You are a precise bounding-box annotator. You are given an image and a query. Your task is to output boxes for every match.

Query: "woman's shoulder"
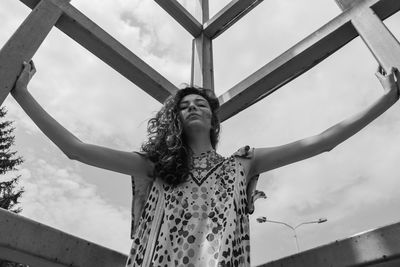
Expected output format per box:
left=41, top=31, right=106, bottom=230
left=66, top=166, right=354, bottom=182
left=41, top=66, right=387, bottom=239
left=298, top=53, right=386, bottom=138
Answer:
left=229, top=146, right=258, bottom=183
left=230, top=146, right=264, bottom=214
left=131, top=151, right=155, bottom=181
left=231, top=145, right=254, bottom=159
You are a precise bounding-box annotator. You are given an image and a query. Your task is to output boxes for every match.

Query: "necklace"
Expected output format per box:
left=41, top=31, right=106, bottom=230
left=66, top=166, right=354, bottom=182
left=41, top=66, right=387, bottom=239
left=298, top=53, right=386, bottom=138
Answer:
left=189, top=149, right=224, bottom=186
left=191, top=149, right=214, bottom=159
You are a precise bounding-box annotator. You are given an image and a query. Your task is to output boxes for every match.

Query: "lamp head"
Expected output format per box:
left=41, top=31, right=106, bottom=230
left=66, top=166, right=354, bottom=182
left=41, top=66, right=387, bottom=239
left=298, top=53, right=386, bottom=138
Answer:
left=256, top=216, right=267, bottom=223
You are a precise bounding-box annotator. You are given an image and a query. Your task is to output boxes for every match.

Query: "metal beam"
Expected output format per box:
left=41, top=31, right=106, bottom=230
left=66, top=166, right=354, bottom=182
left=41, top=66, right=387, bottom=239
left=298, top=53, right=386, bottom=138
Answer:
left=336, top=0, right=365, bottom=10
left=0, top=0, right=69, bottom=106
left=191, top=34, right=214, bottom=90
left=204, top=0, right=264, bottom=39
left=259, top=221, right=400, bottom=266
left=218, top=0, right=400, bottom=122
left=154, top=0, right=202, bottom=37
left=0, top=209, right=127, bottom=267
left=191, top=0, right=214, bottom=90
left=336, top=0, right=400, bottom=73
left=19, top=0, right=178, bottom=103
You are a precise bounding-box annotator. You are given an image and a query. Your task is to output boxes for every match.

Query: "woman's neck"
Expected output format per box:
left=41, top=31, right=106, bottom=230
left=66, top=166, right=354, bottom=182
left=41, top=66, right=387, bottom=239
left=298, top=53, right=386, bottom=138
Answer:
left=185, top=131, right=213, bottom=155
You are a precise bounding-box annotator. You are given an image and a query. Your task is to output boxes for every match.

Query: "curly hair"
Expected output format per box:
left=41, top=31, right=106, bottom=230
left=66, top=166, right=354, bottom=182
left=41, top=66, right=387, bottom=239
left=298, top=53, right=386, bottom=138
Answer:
left=141, top=86, right=220, bottom=186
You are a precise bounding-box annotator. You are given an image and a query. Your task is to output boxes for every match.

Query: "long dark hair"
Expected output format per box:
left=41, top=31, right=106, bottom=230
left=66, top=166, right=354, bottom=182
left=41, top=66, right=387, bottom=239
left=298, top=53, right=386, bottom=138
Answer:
left=141, top=86, right=220, bottom=185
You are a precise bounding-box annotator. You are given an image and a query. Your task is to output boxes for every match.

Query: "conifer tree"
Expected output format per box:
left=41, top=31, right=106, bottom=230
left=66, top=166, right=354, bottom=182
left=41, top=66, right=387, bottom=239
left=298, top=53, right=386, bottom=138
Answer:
left=0, top=106, right=26, bottom=267
left=0, top=106, right=24, bottom=212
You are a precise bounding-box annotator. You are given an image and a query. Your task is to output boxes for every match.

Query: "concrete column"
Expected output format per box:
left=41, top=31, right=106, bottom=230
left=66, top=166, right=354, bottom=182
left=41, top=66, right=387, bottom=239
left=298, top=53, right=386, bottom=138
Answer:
left=0, top=0, right=70, bottom=105
left=335, top=0, right=400, bottom=72
left=0, top=209, right=127, bottom=267
left=191, top=0, right=214, bottom=90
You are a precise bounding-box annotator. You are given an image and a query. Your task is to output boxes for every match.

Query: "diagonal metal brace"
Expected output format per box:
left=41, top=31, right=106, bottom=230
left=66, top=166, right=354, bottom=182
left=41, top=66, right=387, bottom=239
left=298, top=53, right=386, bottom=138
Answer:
left=0, top=0, right=70, bottom=106
left=218, top=0, right=400, bottom=122
left=154, top=0, right=202, bottom=37
left=335, top=0, right=400, bottom=73
left=18, top=0, right=178, bottom=103
left=204, top=0, right=264, bottom=39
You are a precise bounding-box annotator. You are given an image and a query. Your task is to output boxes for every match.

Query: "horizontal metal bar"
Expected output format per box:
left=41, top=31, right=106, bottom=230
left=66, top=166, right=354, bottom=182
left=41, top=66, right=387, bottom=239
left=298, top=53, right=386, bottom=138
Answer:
left=0, top=209, right=127, bottom=267
left=19, top=0, right=178, bottom=103
left=154, top=0, right=202, bottom=37
left=217, top=0, right=400, bottom=122
left=259, top=221, right=400, bottom=267
left=203, top=0, right=264, bottom=39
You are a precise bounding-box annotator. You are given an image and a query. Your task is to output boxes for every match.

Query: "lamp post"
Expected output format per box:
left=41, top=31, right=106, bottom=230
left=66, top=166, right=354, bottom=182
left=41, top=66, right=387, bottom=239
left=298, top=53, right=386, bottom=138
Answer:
left=256, top=217, right=327, bottom=252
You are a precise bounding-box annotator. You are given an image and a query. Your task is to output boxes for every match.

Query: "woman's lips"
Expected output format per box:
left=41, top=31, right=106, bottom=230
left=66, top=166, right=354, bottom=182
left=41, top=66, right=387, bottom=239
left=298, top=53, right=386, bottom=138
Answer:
left=187, top=113, right=201, bottom=119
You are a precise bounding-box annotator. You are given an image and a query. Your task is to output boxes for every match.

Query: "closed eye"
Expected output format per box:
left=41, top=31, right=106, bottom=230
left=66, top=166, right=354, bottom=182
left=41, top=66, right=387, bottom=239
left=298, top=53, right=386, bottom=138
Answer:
left=196, top=101, right=209, bottom=108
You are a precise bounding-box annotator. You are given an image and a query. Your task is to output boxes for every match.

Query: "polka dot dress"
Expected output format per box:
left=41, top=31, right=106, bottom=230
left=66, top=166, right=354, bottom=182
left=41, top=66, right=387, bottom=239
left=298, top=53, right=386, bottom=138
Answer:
left=126, top=149, right=252, bottom=267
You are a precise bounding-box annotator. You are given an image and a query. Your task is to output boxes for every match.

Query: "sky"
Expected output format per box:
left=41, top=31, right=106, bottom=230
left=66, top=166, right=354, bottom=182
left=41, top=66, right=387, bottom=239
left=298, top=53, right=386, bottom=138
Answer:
left=1, top=0, right=400, bottom=265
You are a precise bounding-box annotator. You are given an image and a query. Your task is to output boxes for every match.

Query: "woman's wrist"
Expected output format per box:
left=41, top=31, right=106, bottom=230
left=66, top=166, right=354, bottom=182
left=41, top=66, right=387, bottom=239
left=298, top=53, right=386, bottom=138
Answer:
left=381, top=89, right=399, bottom=108
left=11, top=86, right=29, bottom=101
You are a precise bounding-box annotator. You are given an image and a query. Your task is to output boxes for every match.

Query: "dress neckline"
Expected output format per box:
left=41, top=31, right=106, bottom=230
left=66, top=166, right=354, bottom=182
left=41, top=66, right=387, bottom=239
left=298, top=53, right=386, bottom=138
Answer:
left=191, top=149, right=215, bottom=159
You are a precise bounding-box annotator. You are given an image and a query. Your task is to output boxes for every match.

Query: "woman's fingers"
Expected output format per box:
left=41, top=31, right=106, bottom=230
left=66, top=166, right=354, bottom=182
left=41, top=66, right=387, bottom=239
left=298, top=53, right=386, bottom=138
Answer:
left=375, top=66, right=394, bottom=92
left=375, top=65, right=386, bottom=80
left=374, top=66, right=400, bottom=99
left=375, top=70, right=384, bottom=80
left=30, top=60, right=36, bottom=73
left=14, top=60, right=36, bottom=90
left=392, top=68, right=400, bottom=98
left=375, top=69, right=386, bottom=86
left=21, top=60, right=36, bottom=81
left=377, top=65, right=385, bottom=75
left=392, top=67, right=400, bottom=82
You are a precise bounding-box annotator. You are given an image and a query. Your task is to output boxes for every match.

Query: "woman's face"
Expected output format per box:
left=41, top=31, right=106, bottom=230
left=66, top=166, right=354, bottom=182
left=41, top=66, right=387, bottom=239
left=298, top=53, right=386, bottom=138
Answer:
left=179, top=94, right=212, bottom=133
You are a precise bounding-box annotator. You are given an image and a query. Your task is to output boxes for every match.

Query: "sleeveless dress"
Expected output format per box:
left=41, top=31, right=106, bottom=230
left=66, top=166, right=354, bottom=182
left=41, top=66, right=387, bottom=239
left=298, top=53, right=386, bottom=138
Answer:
left=126, top=147, right=261, bottom=267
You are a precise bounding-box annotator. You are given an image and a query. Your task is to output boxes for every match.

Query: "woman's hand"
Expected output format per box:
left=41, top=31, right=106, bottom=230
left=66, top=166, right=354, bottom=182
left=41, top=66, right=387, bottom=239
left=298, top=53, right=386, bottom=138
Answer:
left=375, top=66, right=400, bottom=104
left=11, top=60, right=36, bottom=96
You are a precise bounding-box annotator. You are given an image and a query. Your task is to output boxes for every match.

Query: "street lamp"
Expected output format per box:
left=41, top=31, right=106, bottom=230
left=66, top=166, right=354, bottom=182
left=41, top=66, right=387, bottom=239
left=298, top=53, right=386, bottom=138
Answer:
left=256, top=217, right=327, bottom=252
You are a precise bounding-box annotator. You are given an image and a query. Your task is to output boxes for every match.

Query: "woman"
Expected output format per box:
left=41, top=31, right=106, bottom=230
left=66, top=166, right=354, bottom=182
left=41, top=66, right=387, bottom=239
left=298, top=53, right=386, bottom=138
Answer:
left=11, top=61, right=400, bottom=266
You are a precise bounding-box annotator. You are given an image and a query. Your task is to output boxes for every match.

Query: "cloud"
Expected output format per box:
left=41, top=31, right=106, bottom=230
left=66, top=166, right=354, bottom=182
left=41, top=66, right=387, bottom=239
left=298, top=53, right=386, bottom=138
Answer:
left=217, top=11, right=400, bottom=263
left=212, top=0, right=341, bottom=95
left=1, top=0, right=196, bottom=149
left=19, top=157, right=132, bottom=253
left=2, top=0, right=400, bottom=265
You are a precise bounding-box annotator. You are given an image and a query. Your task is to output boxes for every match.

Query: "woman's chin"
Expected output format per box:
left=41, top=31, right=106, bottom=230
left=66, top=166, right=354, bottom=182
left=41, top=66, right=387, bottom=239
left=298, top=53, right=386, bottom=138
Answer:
left=184, top=121, right=210, bottom=132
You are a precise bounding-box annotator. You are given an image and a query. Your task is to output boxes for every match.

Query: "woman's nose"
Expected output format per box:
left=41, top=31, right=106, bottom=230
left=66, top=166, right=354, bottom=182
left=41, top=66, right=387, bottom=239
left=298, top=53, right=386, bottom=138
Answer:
left=188, top=103, right=198, bottom=112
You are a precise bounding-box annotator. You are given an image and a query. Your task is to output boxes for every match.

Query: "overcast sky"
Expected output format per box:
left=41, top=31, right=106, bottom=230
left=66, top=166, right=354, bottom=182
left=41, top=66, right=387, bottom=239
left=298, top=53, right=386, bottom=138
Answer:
left=1, top=0, right=400, bottom=265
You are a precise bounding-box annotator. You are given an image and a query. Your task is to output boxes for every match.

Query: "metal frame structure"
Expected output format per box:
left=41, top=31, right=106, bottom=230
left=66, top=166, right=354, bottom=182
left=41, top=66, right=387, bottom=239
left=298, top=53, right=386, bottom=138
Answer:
left=1, top=0, right=400, bottom=121
left=1, top=0, right=400, bottom=266
left=1, top=0, right=400, bottom=119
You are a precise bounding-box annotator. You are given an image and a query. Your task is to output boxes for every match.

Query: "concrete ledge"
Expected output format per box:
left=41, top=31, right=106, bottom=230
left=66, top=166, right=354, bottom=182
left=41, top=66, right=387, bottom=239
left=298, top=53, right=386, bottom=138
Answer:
left=259, top=221, right=400, bottom=267
left=0, top=209, right=127, bottom=267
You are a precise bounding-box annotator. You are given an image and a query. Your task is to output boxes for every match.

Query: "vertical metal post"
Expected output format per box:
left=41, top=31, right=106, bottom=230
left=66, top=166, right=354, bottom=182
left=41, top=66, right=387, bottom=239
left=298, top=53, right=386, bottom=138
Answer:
left=293, top=229, right=300, bottom=252
left=335, top=0, right=400, bottom=73
left=0, top=0, right=69, bottom=106
left=191, top=0, right=214, bottom=90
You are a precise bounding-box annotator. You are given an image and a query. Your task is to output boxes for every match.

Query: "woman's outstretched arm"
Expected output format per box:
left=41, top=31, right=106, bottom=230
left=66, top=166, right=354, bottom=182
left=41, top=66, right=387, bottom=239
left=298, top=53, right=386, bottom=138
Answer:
left=11, top=61, right=153, bottom=178
left=248, top=67, right=400, bottom=177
